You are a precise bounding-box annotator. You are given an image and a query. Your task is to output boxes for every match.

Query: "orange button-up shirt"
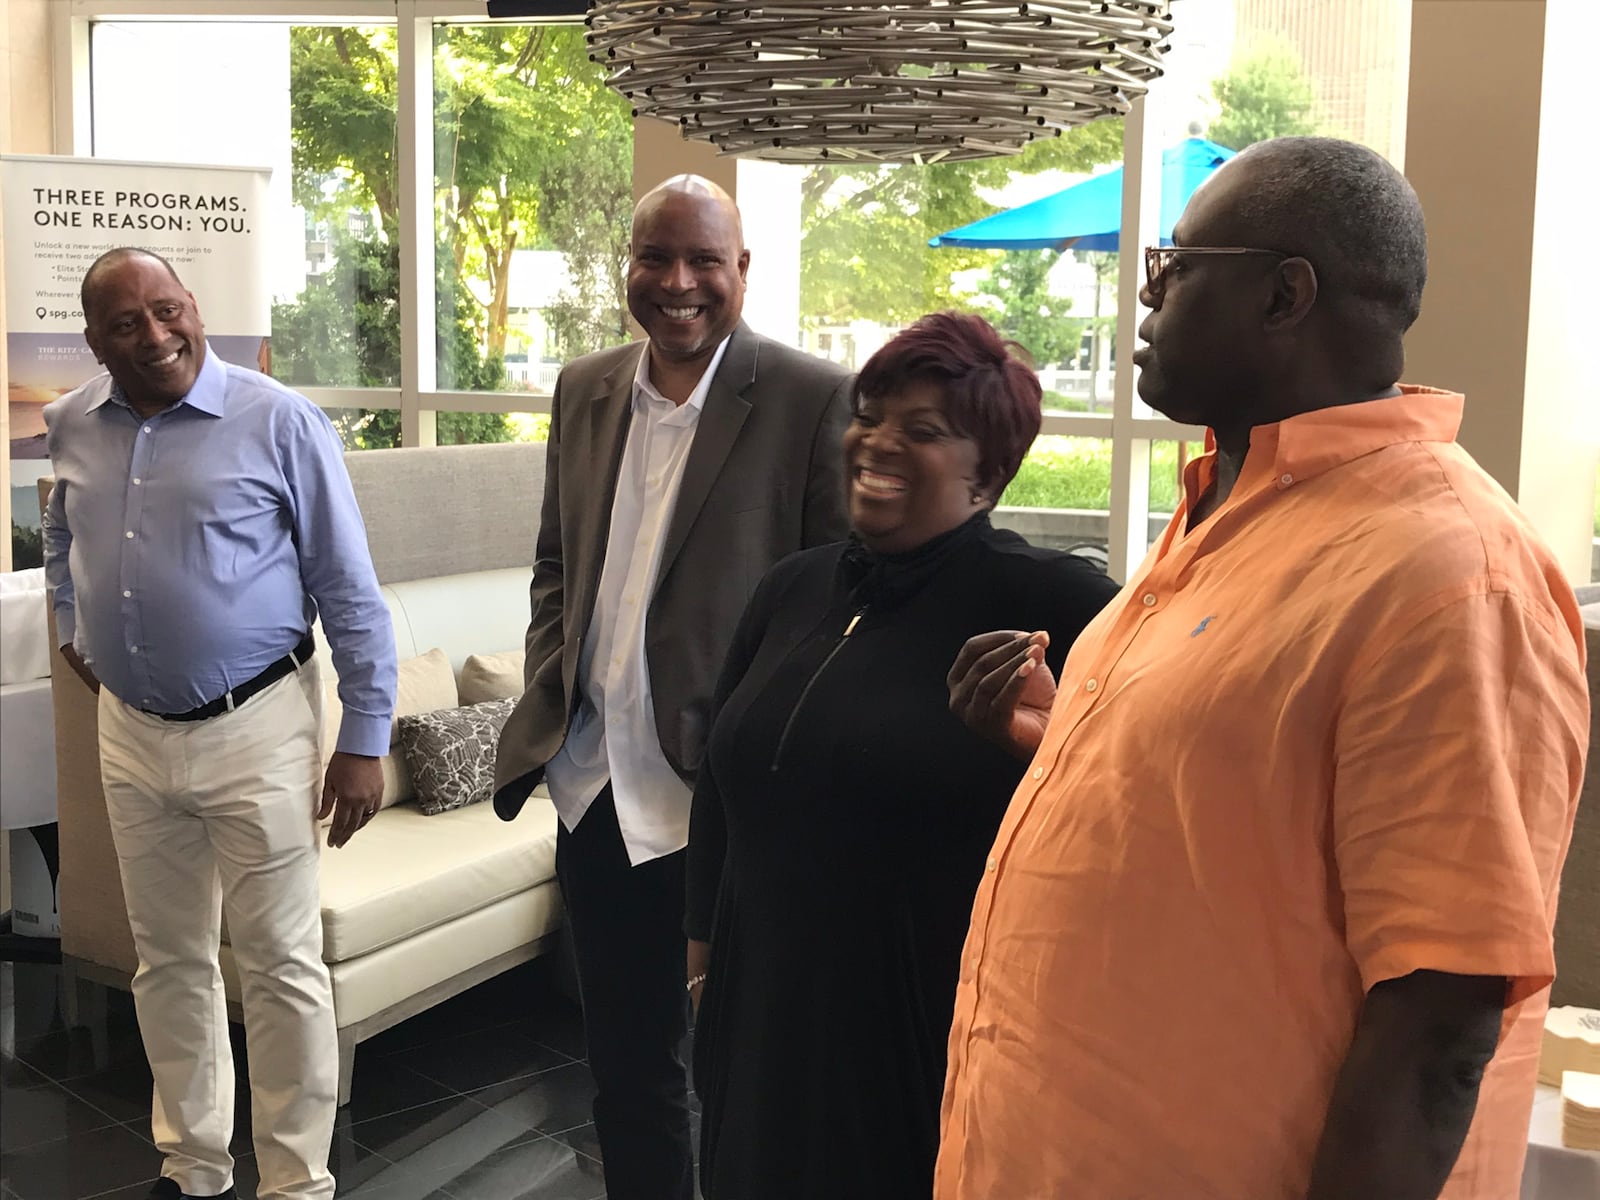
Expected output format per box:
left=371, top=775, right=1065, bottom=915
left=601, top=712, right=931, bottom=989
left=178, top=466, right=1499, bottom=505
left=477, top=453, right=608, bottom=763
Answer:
left=936, top=388, right=1588, bottom=1200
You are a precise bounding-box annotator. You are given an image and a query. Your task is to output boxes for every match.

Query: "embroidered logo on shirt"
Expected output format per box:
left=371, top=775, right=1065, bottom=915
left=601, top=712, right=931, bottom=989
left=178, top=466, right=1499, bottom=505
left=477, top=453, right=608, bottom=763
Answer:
left=1190, top=616, right=1216, bottom=638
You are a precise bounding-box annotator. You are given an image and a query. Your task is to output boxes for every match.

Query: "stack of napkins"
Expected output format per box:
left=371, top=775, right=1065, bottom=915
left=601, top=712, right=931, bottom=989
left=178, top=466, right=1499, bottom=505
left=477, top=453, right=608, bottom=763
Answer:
left=1562, top=1070, right=1600, bottom=1151
left=1539, top=1006, right=1600, bottom=1086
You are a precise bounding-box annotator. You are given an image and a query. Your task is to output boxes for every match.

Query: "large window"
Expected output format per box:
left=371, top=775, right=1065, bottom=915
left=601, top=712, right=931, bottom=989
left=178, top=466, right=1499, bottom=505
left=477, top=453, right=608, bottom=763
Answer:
left=92, top=20, right=400, bottom=406
left=431, top=22, right=632, bottom=402
left=65, top=0, right=1422, bottom=578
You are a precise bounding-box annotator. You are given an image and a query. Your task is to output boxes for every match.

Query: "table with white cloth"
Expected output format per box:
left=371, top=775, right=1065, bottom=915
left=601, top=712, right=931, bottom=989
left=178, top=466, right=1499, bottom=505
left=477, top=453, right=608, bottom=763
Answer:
left=1521, top=1083, right=1600, bottom=1199
left=1, top=567, right=61, bottom=942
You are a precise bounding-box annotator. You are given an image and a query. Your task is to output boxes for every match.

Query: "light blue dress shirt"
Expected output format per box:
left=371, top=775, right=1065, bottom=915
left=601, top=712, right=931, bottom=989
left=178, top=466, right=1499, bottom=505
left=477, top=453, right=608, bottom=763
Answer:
left=42, top=346, right=397, bottom=757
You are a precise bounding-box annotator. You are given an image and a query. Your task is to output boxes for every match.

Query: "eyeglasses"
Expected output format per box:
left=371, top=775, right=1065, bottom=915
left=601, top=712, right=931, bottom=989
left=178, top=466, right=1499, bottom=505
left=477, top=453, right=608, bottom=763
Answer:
left=1143, top=245, right=1289, bottom=298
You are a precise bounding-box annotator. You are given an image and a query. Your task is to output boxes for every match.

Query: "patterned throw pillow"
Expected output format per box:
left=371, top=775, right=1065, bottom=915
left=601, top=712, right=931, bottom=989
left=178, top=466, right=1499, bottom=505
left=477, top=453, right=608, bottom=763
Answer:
left=395, top=698, right=517, bottom=816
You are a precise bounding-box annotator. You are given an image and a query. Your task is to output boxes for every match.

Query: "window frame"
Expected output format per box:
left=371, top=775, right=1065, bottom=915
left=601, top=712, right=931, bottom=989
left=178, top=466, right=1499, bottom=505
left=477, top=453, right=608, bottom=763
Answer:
left=59, top=0, right=1200, bottom=581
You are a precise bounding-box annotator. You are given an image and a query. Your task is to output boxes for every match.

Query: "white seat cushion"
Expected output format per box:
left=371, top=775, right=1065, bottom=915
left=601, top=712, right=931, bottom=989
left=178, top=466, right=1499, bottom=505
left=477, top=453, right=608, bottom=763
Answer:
left=0, top=568, right=50, bottom=685
left=315, top=797, right=559, bottom=963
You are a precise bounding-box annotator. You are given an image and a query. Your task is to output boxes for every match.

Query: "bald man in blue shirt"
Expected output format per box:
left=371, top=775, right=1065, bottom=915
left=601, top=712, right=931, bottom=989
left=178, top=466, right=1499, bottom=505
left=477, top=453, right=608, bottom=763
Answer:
left=43, top=247, right=397, bottom=1200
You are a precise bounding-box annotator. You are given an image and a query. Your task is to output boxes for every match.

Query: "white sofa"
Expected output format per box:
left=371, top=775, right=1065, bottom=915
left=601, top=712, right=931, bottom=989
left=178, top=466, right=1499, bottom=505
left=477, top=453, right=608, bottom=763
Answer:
left=2, top=567, right=61, bottom=937
left=45, top=442, right=564, bottom=1103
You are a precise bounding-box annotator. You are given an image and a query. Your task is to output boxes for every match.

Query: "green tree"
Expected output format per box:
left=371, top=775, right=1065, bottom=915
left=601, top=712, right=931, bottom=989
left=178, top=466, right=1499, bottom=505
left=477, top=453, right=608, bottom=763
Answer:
left=271, top=229, right=510, bottom=449
left=1207, top=41, right=1320, bottom=151
left=289, top=25, right=632, bottom=367
left=801, top=121, right=1126, bottom=327
left=970, top=250, right=1084, bottom=367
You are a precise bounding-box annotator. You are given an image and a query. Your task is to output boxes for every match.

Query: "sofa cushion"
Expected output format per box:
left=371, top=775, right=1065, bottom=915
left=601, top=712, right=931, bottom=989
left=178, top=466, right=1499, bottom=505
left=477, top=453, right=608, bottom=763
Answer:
left=397, top=699, right=517, bottom=816
left=320, top=647, right=457, bottom=809
left=386, top=568, right=531, bottom=677
left=0, top=568, right=50, bottom=685
left=459, top=649, right=526, bottom=705
left=317, top=799, right=559, bottom=962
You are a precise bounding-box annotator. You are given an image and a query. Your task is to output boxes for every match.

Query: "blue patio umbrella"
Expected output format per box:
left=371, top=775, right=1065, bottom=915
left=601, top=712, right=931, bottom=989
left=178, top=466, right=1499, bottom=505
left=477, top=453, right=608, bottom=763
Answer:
left=929, top=137, right=1236, bottom=252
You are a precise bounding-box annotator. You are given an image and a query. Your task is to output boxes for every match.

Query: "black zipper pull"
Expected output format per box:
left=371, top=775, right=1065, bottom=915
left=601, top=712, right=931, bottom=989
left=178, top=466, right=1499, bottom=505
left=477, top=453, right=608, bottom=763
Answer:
left=771, top=606, right=868, bottom=772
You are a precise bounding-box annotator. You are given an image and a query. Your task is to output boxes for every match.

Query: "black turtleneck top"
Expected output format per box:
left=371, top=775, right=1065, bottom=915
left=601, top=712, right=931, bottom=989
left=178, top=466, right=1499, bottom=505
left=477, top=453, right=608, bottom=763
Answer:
left=686, top=514, right=1118, bottom=1200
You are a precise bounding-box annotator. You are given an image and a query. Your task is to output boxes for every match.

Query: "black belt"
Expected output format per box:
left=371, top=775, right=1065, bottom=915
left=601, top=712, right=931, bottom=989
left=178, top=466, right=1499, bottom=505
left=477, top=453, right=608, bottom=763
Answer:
left=144, top=633, right=316, bottom=723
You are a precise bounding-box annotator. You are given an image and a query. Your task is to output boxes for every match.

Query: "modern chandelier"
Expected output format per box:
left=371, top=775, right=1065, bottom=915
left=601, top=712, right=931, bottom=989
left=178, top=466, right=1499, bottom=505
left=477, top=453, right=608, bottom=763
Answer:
left=585, top=1, right=1179, bottom=163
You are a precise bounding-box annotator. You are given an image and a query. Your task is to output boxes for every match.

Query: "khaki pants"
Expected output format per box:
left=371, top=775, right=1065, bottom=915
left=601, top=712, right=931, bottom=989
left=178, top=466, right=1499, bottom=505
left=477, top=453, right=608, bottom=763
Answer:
left=98, top=665, right=336, bottom=1199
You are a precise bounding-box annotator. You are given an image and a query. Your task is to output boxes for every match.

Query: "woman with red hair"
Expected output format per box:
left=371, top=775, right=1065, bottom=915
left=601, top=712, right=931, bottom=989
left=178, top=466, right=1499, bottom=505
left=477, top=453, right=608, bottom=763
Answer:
left=685, top=311, right=1119, bottom=1198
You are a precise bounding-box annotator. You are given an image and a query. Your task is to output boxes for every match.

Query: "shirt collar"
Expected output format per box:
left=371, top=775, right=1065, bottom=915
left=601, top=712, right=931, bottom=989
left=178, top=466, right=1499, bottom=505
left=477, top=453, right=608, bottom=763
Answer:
left=91, top=342, right=226, bottom=418
left=632, top=334, right=733, bottom=414
left=1184, top=385, right=1465, bottom=504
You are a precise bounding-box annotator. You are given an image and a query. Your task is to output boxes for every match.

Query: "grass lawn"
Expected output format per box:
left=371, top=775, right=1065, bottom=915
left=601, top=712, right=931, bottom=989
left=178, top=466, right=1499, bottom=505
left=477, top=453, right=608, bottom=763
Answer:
left=1001, top=436, right=1200, bottom=513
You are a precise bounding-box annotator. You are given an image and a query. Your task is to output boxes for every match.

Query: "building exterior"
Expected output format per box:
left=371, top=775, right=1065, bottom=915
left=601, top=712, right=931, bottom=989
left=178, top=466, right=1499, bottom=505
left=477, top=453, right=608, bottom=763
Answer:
left=1230, top=0, right=1412, bottom=165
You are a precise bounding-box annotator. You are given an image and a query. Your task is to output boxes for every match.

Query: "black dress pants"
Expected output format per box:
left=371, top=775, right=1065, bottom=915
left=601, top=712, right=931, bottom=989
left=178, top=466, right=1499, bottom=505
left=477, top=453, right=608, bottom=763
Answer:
left=555, top=785, right=694, bottom=1200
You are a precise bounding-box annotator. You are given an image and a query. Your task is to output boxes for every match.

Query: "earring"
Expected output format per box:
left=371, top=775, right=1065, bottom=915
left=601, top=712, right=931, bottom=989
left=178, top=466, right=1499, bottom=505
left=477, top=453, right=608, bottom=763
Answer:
left=970, top=491, right=984, bottom=505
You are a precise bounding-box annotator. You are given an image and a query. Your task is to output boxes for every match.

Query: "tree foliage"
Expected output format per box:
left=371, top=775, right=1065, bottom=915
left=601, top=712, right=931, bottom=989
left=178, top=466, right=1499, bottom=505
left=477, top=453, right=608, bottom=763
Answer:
left=271, top=229, right=510, bottom=449
left=801, top=120, right=1126, bottom=327
left=288, top=25, right=632, bottom=367
left=969, top=250, right=1084, bottom=367
left=1207, top=41, right=1320, bottom=151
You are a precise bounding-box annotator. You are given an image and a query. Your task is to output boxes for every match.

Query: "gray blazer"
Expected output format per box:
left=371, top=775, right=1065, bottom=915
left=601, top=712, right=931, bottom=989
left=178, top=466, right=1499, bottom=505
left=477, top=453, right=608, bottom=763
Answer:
left=493, top=322, right=852, bottom=819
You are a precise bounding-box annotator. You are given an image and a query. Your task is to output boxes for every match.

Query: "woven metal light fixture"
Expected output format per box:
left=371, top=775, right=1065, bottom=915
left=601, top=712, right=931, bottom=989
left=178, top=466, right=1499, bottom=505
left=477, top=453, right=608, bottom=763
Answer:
left=585, top=1, right=1178, bottom=163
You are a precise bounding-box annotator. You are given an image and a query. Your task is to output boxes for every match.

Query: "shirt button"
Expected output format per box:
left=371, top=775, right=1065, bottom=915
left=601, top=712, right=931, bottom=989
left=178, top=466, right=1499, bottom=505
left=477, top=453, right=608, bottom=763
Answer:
left=129, top=645, right=139, bottom=654
left=132, top=478, right=142, bottom=486
left=985, top=855, right=997, bottom=872
left=1085, top=678, right=1099, bottom=693
left=1031, top=766, right=1043, bottom=780
left=122, top=590, right=131, bottom=598
left=142, top=425, right=152, bottom=434
left=1279, top=473, right=1294, bottom=486
left=1142, top=593, right=1157, bottom=607
left=125, top=531, right=135, bottom=539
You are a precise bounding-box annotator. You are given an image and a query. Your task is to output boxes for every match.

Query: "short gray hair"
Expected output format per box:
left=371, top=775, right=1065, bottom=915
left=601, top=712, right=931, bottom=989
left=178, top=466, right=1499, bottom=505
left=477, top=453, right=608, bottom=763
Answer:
left=1230, top=137, right=1427, bottom=335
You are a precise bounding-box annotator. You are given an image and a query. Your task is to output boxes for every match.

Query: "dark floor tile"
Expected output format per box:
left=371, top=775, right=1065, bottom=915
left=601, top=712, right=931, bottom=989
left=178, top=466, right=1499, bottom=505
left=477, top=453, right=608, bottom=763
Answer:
left=336, top=1160, right=464, bottom=1200
left=507, top=990, right=587, bottom=1063
left=465, top=1062, right=598, bottom=1136
left=0, top=1122, right=160, bottom=1197
left=0, top=1056, right=50, bottom=1092
left=74, top=1185, right=153, bottom=1200
left=394, top=1026, right=571, bottom=1095
left=344, top=1094, right=541, bottom=1173
left=61, top=1058, right=155, bottom=1124
left=335, top=1054, right=457, bottom=1127
left=552, top=1121, right=601, bottom=1165
left=429, top=1134, right=605, bottom=1200
left=0, top=1057, right=45, bottom=1092
left=359, top=995, right=522, bottom=1059
left=7, top=1019, right=148, bottom=1083
left=361, top=960, right=576, bottom=1062
left=1, top=1074, right=122, bottom=1153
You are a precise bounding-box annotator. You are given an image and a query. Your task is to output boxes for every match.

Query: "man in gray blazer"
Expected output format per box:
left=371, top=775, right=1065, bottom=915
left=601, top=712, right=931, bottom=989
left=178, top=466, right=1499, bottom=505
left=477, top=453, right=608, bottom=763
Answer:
left=493, top=175, right=851, bottom=1199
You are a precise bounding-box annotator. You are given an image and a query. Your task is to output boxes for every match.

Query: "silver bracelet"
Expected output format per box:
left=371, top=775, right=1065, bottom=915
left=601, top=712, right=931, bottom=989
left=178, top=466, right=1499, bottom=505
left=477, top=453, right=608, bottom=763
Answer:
left=686, top=973, right=707, bottom=992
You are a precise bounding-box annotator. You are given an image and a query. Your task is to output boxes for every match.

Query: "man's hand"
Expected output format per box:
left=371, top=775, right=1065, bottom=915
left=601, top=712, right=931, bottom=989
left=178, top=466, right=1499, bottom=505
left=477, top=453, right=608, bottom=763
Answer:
left=687, top=938, right=711, bottom=1017
left=947, top=630, right=1056, bottom=762
left=60, top=644, right=100, bottom=694
left=320, top=751, right=384, bottom=848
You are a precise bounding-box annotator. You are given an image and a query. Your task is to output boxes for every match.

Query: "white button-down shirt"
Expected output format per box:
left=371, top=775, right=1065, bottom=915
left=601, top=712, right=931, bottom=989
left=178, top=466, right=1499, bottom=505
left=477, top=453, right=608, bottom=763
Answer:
left=544, top=336, right=731, bottom=864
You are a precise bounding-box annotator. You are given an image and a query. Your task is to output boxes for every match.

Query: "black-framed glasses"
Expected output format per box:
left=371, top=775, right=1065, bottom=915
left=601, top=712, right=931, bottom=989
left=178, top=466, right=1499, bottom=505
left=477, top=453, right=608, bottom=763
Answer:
left=1144, top=245, right=1289, bottom=297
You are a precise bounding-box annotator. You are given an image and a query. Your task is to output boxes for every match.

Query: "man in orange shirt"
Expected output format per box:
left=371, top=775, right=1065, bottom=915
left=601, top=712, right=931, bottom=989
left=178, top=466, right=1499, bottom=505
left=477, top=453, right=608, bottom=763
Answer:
left=939, top=136, right=1588, bottom=1200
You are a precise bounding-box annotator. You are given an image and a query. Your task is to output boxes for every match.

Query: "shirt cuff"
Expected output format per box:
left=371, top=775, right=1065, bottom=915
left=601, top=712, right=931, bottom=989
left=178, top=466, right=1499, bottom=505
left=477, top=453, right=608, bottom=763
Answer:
left=55, top=607, right=76, bottom=652
left=334, top=709, right=394, bottom=759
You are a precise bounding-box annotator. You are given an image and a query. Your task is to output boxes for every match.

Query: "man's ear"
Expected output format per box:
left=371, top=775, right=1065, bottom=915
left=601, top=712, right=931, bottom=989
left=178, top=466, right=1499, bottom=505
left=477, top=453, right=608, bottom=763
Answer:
left=737, top=249, right=750, bottom=282
left=1264, top=257, right=1318, bottom=332
left=84, top=326, right=103, bottom=364
left=187, top=289, right=204, bottom=330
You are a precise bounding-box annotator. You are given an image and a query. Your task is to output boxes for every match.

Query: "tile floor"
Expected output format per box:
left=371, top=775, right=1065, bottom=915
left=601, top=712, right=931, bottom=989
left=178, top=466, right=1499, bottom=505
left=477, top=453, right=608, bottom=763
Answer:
left=0, top=956, right=695, bottom=1198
